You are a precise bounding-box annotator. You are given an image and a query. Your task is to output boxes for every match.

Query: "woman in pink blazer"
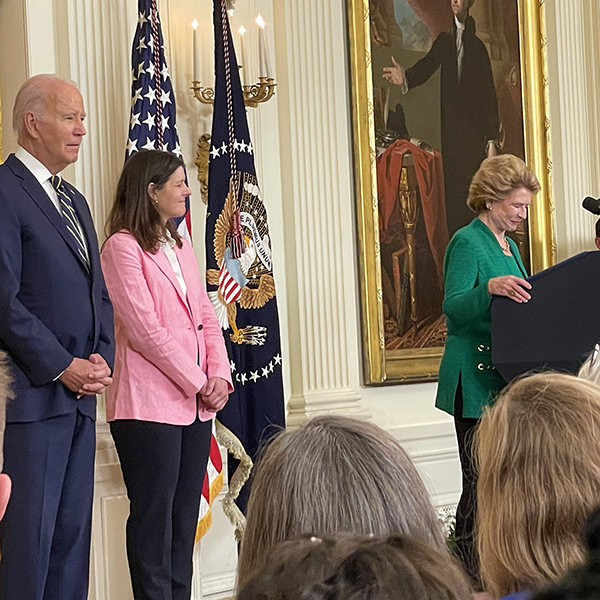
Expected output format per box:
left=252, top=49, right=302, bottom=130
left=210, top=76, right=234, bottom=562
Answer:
left=101, top=150, right=232, bottom=600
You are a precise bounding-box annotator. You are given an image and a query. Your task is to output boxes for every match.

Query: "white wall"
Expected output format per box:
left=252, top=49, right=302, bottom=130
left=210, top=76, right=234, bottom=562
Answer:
left=1, top=0, right=599, bottom=598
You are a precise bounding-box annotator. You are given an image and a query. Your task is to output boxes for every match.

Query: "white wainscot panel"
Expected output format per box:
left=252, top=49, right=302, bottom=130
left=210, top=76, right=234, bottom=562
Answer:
left=389, top=421, right=461, bottom=509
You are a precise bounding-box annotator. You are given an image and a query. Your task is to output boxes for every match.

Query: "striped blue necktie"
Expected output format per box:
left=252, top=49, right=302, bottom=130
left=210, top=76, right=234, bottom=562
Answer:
left=50, top=175, right=90, bottom=268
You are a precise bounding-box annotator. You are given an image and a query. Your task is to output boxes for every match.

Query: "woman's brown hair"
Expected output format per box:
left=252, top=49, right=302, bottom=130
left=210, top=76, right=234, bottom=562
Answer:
left=476, top=373, right=600, bottom=597
left=105, top=150, right=185, bottom=252
left=238, top=534, right=472, bottom=600
left=238, top=415, right=446, bottom=584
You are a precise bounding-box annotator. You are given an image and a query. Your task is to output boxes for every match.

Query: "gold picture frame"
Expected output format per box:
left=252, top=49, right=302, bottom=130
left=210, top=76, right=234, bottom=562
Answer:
left=348, top=0, right=556, bottom=385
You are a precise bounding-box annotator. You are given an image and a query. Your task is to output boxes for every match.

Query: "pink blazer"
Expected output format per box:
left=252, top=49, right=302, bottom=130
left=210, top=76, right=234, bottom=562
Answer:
left=101, top=231, right=233, bottom=425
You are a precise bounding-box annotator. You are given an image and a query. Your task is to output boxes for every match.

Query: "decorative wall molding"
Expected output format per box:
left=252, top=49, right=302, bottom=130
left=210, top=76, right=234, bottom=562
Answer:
left=278, top=0, right=368, bottom=424
left=197, top=572, right=237, bottom=599
left=388, top=421, right=461, bottom=509
left=65, top=0, right=132, bottom=236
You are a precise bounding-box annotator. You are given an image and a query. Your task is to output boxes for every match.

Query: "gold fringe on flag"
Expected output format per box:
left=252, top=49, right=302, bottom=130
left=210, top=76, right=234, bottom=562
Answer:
left=195, top=468, right=225, bottom=542
left=215, top=419, right=253, bottom=542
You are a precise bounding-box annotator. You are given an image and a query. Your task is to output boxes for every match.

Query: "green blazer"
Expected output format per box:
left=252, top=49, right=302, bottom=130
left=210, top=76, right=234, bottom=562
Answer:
left=435, top=218, right=527, bottom=419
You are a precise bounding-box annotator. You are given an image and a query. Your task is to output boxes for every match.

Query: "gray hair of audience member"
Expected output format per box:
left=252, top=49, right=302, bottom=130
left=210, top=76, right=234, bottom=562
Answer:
left=12, top=74, right=79, bottom=139
left=238, top=415, right=446, bottom=584
left=0, top=352, right=13, bottom=470
left=237, top=534, right=472, bottom=600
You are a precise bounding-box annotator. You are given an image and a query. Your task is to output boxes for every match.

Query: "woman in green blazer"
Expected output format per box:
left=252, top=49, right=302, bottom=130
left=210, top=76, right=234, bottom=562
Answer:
left=435, top=154, right=541, bottom=583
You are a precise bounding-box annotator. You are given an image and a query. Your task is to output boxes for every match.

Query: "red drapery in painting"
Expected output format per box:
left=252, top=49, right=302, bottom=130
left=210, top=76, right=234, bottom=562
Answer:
left=377, top=140, right=448, bottom=277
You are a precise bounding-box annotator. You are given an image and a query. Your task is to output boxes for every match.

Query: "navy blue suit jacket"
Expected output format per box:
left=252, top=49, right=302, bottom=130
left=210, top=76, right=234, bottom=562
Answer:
left=0, top=154, right=114, bottom=423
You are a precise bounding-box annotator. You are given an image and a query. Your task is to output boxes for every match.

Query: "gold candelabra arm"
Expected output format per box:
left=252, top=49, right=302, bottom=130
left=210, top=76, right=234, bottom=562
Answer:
left=192, top=81, right=216, bottom=105
left=243, top=77, right=276, bottom=108
left=191, top=77, right=276, bottom=108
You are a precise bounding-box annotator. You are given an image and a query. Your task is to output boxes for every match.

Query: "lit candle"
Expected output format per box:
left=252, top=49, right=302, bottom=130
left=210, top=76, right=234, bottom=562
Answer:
left=263, top=20, right=273, bottom=78
left=238, top=26, right=247, bottom=87
left=192, top=19, right=200, bottom=82
left=255, top=14, right=267, bottom=78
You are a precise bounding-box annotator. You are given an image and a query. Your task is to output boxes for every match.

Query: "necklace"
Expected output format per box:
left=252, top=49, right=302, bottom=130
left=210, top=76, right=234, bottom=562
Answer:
left=501, top=237, right=511, bottom=253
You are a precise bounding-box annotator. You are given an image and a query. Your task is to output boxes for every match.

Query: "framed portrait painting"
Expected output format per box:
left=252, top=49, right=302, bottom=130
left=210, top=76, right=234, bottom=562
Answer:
left=348, top=0, right=555, bottom=384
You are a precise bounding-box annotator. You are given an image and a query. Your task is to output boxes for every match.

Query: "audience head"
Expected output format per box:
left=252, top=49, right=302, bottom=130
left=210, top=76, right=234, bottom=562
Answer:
left=530, top=506, right=600, bottom=600
left=238, top=415, right=445, bottom=583
left=237, top=534, right=472, bottom=600
left=105, top=149, right=186, bottom=253
left=595, top=219, right=600, bottom=250
left=467, top=154, right=540, bottom=214
left=476, top=373, right=600, bottom=597
left=13, top=74, right=86, bottom=174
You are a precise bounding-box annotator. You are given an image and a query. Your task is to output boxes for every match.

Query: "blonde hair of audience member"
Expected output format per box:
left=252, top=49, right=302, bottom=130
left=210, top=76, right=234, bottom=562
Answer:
left=467, top=154, right=540, bottom=214
left=238, top=534, right=472, bottom=600
left=238, top=415, right=446, bottom=584
left=476, top=373, right=600, bottom=598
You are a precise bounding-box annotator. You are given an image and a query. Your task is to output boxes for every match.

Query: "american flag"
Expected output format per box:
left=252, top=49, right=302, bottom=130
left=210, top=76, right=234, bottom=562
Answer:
left=127, top=0, right=189, bottom=237
left=127, top=0, right=223, bottom=538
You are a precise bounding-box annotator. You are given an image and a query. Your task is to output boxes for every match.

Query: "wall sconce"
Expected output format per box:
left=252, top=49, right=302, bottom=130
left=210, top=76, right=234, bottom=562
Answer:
left=191, top=13, right=276, bottom=109
left=192, top=11, right=276, bottom=196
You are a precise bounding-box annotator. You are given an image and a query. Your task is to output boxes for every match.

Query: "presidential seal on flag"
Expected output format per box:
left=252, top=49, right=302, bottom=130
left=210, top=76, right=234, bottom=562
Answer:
left=206, top=172, right=276, bottom=346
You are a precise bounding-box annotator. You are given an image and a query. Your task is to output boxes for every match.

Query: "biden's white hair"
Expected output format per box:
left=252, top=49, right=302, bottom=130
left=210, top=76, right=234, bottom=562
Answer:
left=12, top=74, right=79, bottom=139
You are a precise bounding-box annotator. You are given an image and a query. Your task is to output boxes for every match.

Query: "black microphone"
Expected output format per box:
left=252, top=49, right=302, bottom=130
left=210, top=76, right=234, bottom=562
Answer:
left=583, top=196, right=600, bottom=215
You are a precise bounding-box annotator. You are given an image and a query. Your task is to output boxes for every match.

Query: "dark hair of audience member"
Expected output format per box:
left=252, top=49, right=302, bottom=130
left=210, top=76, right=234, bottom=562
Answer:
left=476, top=373, right=600, bottom=598
left=531, top=506, right=600, bottom=600
left=105, top=149, right=185, bottom=253
left=238, top=415, right=446, bottom=584
left=237, top=534, right=472, bottom=600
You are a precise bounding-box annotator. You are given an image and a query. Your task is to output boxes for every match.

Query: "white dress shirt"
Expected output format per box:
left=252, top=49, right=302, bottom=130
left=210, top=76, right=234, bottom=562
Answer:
left=15, top=146, right=89, bottom=254
left=455, top=16, right=465, bottom=80
left=16, top=146, right=62, bottom=212
left=160, top=231, right=187, bottom=298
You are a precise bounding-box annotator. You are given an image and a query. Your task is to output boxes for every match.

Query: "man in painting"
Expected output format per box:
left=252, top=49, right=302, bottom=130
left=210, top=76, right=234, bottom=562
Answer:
left=383, top=0, right=500, bottom=236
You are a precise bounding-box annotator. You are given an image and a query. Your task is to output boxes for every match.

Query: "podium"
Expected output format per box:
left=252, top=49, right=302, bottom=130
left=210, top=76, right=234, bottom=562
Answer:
left=491, top=251, right=600, bottom=382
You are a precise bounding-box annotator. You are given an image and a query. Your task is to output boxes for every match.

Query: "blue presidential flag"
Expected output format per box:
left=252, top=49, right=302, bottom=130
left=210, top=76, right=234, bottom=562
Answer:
left=127, top=0, right=190, bottom=236
left=206, top=0, right=285, bottom=510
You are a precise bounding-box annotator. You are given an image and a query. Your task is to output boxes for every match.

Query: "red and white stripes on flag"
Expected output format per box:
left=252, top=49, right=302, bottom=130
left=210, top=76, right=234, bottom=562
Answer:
left=196, top=421, right=224, bottom=540
left=219, top=262, right=243, bottom=304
